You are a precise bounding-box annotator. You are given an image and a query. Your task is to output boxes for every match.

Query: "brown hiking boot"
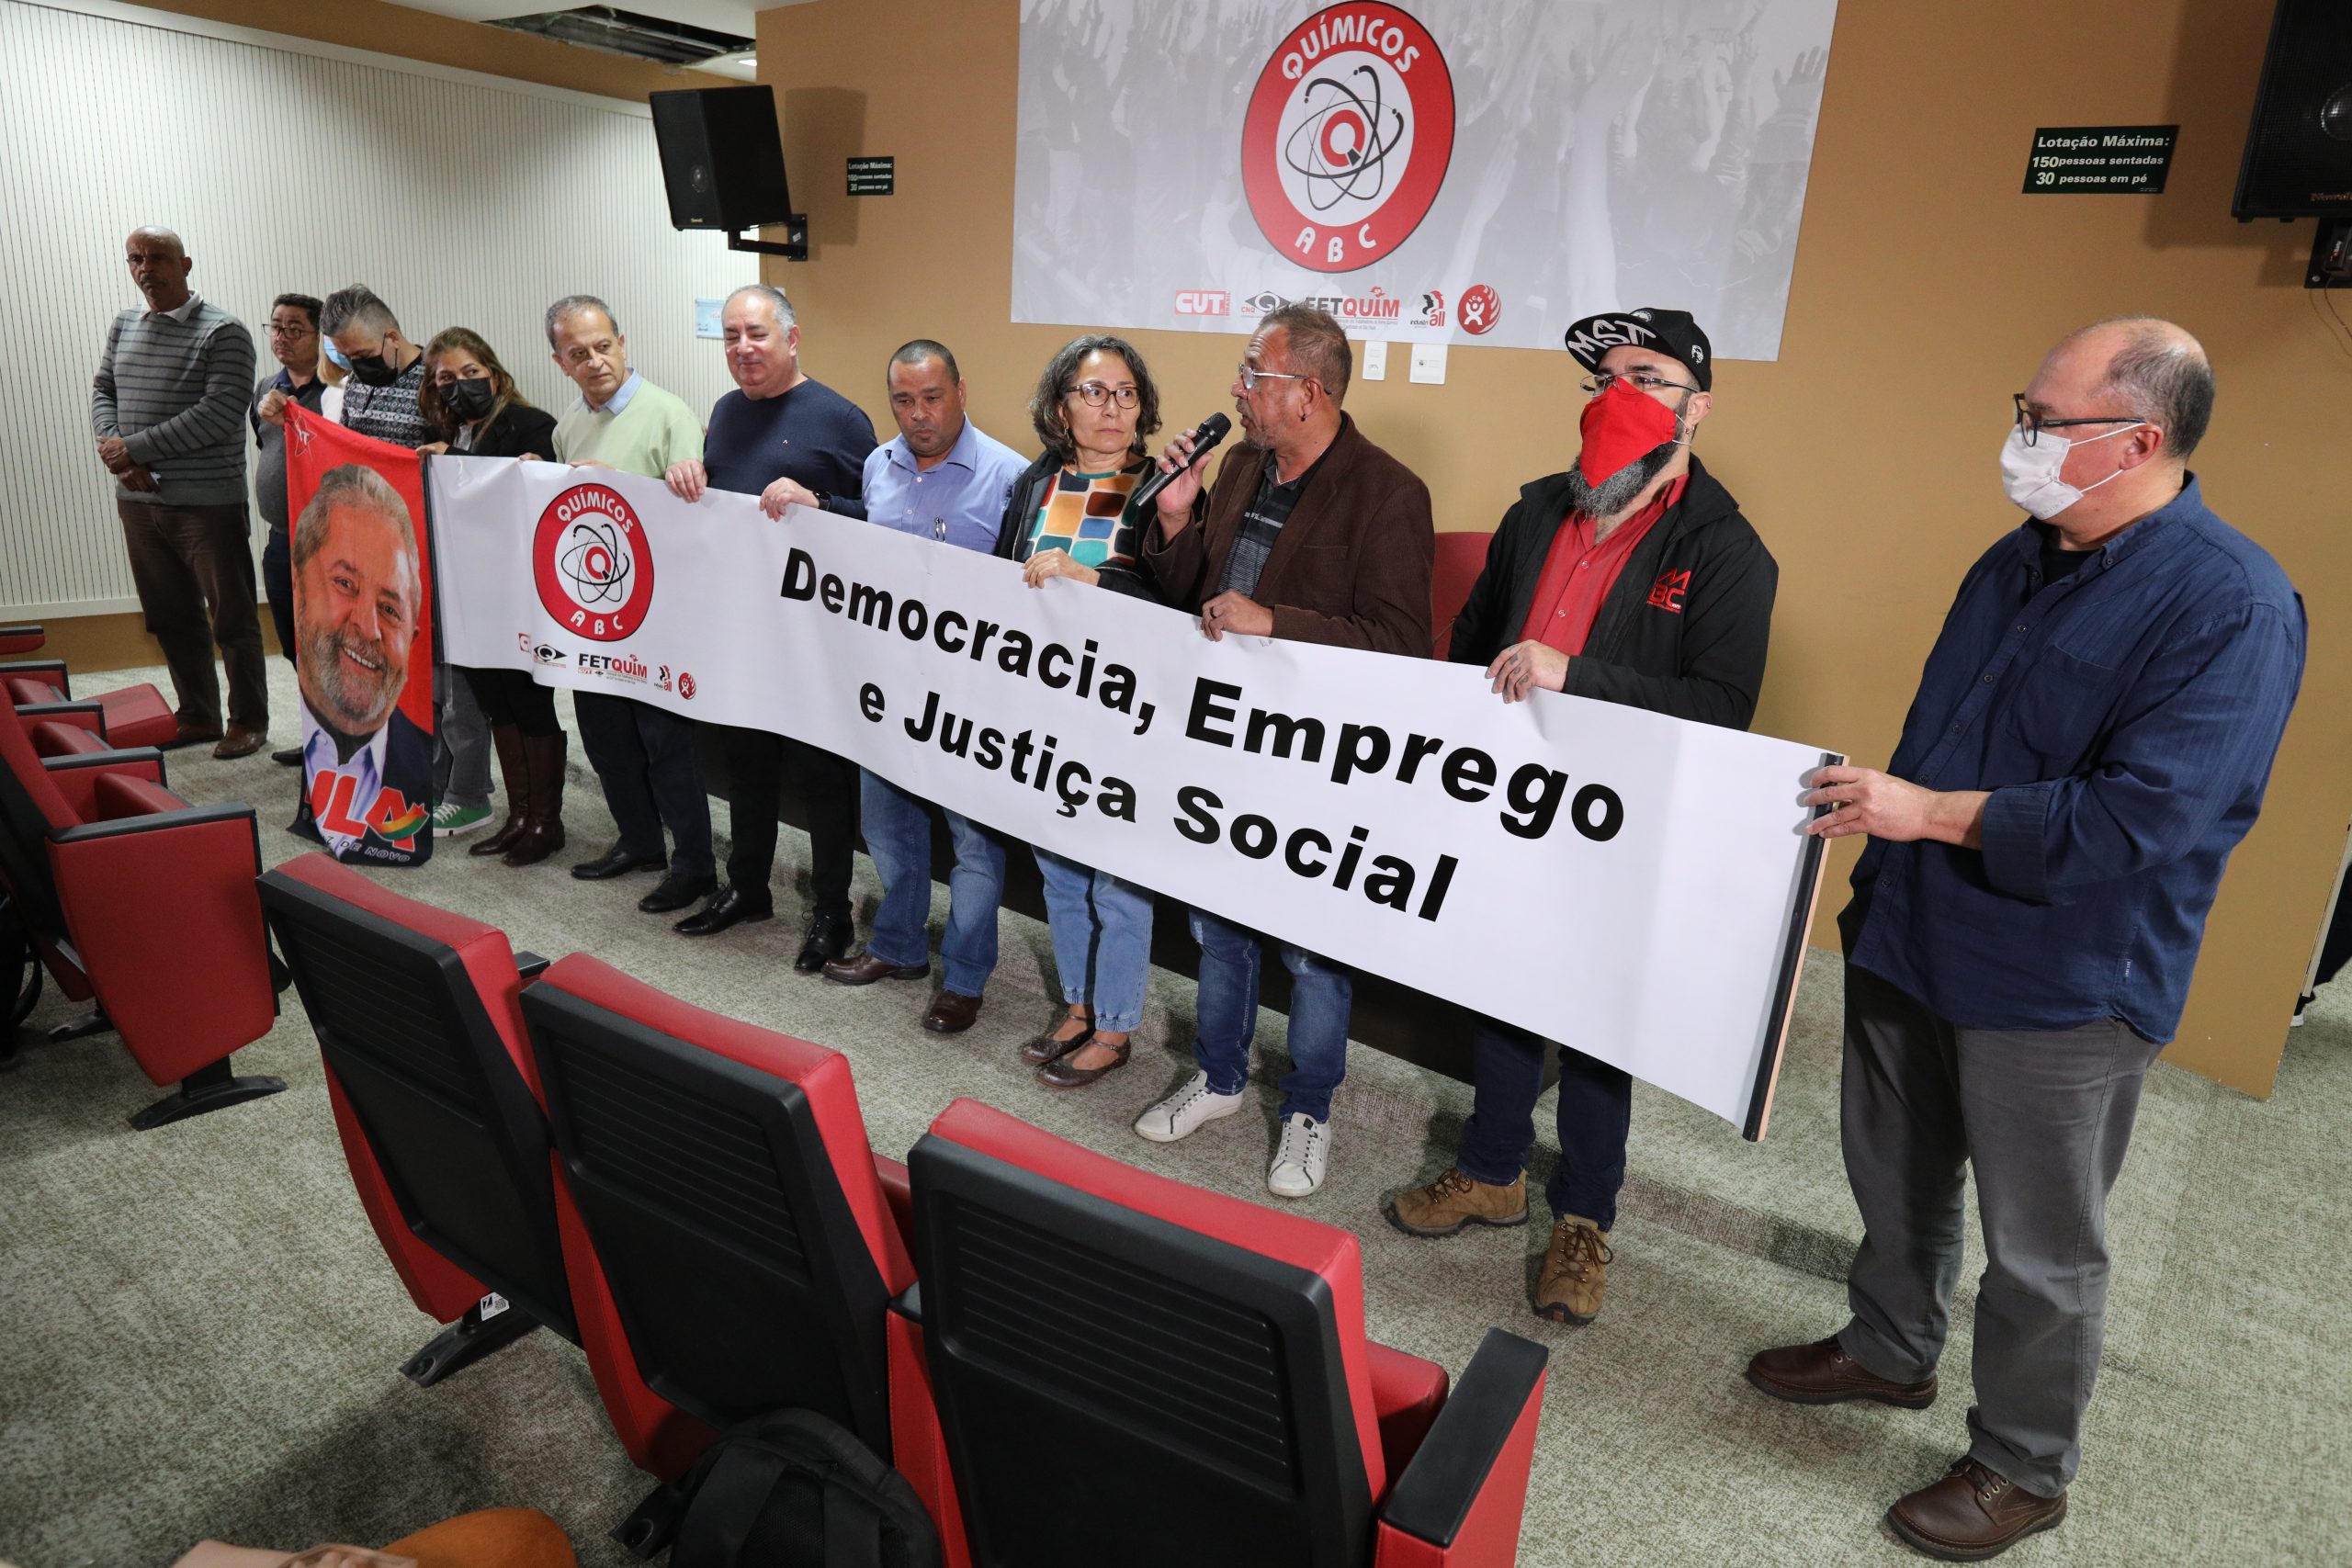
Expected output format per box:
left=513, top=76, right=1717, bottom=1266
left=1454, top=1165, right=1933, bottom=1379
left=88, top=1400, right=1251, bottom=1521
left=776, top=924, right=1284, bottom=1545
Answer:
left=1534, top=1213, right=1612, bottom=1324
left=1384, top=1168, right=1528, bottom=1237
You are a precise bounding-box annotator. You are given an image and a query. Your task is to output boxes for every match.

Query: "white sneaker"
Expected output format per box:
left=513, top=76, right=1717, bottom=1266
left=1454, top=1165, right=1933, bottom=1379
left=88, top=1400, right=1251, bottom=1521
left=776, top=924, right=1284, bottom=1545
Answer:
left=1133, top=1070, right=1244, bottom=1144
left=1267, top=1112, right=1331, bottom=1199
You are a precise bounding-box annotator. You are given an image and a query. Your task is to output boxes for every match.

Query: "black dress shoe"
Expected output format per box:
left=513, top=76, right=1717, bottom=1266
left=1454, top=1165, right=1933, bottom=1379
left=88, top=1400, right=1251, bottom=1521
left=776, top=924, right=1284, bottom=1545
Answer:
left=572, top=844, right=666, bottom=881
left=270, top=747, right=302, bottom=767
left=794, top=911, right=854, bottom=973
left=674, top=885, right=774, bottom=937
left=639, top=873, right=716, bottom=914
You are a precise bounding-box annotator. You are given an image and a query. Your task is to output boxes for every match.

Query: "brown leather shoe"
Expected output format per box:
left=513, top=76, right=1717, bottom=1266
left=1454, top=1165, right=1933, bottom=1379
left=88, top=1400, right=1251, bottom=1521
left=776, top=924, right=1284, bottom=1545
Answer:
left=1022, top=1017, right=1092, bottom=1065
left=1038, top=1037, right=1130, bottom=1088
left=1533, top=1213, right=1612, bottom=1324
left=824, top=950, right=931, bottom=987
left=212, top=727, right=266, bottom=761
left=1887, top=1458, right=2065, bottom=1561
left=169, top=720, right=224, bottom=750
left=1385, top=1168, right=1529, bottom=1237
left=1746, top=1336, right=1939, bottom=1409
left=922, top=990, right=983, bottom=1033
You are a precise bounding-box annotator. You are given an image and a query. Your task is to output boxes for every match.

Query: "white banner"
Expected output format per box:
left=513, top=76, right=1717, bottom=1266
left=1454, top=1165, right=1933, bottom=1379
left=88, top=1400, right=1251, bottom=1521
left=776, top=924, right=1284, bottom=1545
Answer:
left=429, top=457, right=1831, bottom=1134
left=1012, top=0, right=1838, bottom=357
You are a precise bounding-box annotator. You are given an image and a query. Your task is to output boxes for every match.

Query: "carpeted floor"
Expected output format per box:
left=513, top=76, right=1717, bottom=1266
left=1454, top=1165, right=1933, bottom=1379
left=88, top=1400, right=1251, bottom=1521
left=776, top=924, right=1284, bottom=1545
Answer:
left=4, top=660, right=2347, bottom=1567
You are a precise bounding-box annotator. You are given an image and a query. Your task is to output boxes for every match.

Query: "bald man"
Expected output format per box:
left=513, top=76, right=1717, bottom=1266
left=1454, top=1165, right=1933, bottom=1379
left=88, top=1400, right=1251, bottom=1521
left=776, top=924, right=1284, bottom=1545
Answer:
left=1747, top=319, right=2305, bottom=1561
left=92, top=226, right=266, bottom=757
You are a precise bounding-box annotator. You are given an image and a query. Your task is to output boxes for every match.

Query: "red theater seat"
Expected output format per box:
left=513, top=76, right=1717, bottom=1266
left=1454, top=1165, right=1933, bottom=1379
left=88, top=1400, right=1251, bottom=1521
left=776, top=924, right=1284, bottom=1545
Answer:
left=3, top=660, right=178, bottom=750
left=517, top=954, right=938, bottom=1553
left=1431, top=530, right=1494, bottom=662
left=904, top=1100, right=1548, bottom=1568
left=0, top=700, right=281, bottom=1123
left=0, top=625, right=45, bottom=658
left=257, top=853, right=582, bottom=1386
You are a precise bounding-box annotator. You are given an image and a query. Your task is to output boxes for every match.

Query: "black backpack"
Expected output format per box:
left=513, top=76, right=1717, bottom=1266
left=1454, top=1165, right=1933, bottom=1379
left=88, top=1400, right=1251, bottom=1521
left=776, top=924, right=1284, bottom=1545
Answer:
left=668, top=1408, right=944, bottom=1568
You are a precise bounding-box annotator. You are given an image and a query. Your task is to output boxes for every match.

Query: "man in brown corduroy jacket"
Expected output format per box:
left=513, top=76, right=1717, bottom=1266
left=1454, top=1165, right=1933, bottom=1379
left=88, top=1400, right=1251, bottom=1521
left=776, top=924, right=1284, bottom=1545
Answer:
left=1131, top=303, right=1434, bottom=1202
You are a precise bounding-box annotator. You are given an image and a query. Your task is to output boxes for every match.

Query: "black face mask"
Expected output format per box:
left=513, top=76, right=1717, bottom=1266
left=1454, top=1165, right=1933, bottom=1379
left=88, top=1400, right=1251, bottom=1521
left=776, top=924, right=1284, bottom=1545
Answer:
left=348, top=350, right=401, bottom=388
left=442, top=377, right=496, bottom=422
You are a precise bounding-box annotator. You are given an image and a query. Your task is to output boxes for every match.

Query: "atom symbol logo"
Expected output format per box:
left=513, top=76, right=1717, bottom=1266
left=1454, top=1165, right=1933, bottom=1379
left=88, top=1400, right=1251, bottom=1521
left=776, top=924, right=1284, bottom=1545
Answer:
left=534, top=483, right=655, bottom=642
left=1284, top=65, right=1408, bottom=214
left=559, top=517, right=633, bottom=606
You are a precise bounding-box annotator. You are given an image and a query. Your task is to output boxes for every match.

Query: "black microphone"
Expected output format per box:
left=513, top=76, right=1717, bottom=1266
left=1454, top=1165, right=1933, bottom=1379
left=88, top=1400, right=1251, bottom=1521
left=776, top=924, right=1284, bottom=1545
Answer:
left=1131, top=412, right=1232, bottom=514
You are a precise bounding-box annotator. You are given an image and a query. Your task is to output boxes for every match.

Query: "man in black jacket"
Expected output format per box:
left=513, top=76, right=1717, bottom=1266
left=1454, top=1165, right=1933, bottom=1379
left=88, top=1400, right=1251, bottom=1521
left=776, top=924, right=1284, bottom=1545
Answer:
left=1383, top=307, right=1777, bottom=1325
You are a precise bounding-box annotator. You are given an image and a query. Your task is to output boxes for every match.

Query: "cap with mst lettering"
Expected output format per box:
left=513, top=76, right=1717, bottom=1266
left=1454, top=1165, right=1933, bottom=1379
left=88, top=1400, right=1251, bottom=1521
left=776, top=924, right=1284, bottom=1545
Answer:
left=1561, top=307, right=1712, bottom=391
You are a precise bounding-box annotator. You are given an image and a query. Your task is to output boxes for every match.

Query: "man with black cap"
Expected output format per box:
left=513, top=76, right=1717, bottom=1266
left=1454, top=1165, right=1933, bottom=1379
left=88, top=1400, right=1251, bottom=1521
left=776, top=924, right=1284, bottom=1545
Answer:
left=1381, top=306, right=1777, bottom=1325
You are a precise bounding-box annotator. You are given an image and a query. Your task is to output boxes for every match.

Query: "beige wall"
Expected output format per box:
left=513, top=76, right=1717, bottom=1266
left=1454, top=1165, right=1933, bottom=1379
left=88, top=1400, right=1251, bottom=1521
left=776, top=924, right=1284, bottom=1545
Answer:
left=756, top=0, right=2348, bottom=1097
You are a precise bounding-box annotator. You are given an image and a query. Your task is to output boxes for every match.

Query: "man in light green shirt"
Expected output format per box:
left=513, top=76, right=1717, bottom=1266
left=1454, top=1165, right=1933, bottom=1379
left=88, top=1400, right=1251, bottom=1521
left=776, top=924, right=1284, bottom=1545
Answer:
left=542, top=293, right=714, bottom=914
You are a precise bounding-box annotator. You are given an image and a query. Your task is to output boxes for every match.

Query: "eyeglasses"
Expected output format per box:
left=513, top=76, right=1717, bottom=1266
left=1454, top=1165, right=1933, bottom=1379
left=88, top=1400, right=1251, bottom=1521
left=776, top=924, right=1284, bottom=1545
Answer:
left=1237, top=364, right=1312, bottom=393
left=1579, top=371, right=1700, bottom=397
left=266, top=323, right=314, bottom=339
left=1069, top=381, right=1140, bottom=409
left=2011, top=392, right=2134, bottom=446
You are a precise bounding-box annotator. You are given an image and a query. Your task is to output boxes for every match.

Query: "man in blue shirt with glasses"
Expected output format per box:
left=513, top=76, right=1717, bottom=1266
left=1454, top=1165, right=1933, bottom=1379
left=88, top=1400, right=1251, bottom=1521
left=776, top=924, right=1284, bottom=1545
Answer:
left=1747, top=317, right=2304, bottom=1562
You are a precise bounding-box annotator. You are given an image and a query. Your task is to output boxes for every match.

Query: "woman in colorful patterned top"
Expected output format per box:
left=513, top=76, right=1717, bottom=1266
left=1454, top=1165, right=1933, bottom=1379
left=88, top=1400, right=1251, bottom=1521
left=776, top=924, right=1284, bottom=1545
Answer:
left=993, top=334, right=1167, bottom=1089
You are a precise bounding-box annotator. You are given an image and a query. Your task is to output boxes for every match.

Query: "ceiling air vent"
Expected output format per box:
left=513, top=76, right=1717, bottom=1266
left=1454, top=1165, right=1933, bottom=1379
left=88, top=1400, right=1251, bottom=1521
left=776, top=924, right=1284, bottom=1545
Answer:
left=489, top=6, right=752, bottom=66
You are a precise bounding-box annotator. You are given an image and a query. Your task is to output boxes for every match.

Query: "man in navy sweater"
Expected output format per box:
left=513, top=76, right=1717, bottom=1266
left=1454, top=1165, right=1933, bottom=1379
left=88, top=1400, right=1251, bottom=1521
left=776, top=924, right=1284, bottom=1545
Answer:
left=662, top=284, right=876, bottom=966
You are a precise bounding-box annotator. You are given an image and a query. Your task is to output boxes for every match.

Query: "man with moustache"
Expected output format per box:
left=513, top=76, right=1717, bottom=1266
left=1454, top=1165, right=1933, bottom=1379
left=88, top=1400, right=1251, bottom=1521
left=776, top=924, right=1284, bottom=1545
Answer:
left=1381, top=307, right=1777, bottom=1325
left=662, top=284, right=876, bottom=962
left=820, top=340, right=1026, bottom=1033
left=289, top=464, right=430, bottom=855
left=1132, top=302, right=1434, bottom=1201
left=252, top=291, right=327, bottom=765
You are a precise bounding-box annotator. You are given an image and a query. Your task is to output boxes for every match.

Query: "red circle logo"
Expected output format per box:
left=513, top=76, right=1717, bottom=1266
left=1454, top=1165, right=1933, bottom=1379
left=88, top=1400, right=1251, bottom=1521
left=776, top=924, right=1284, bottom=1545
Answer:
left=1240, top=5, right=1454, bottom=275
left=1457, top=284, right=1499, bottom=335
left=534, top=484, right=655, bottom=643
left=676, top=671, right=696, bottom=701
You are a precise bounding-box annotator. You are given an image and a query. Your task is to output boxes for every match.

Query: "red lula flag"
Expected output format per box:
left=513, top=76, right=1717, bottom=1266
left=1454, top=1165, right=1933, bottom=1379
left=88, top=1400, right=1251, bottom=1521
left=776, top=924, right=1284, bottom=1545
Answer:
left=281, top=406, right=437, bottom=865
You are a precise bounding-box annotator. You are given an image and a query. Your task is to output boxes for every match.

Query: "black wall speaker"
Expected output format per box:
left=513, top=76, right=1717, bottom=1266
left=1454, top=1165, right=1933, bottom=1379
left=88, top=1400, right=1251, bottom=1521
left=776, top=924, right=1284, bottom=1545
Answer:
left=2233, top=0, right=2352, bottom=219
left=650, top=85, right=793, bottom=232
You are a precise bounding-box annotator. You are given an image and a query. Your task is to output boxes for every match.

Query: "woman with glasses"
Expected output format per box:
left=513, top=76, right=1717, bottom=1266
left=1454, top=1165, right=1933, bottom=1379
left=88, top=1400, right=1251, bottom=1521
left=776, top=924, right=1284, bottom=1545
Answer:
left=416, top=327, right=569, bottom=866
left=993, top=333, right=1166, bottom=1089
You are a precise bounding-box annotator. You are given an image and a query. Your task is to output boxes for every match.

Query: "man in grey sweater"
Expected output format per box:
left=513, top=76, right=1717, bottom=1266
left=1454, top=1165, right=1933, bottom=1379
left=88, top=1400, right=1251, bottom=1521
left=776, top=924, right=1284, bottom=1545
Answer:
left=92, top=227, right=266, bottom=757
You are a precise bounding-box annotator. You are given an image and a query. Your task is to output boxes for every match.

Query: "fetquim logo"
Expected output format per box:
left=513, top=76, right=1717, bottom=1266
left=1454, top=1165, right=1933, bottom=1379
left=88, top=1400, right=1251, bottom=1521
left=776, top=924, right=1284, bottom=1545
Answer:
left=1240, top=4, right=1454, bottom=274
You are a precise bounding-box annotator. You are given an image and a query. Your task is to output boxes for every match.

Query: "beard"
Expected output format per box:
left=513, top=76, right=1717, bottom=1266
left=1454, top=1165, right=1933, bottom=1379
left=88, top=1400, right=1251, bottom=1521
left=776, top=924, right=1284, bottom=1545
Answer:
left=300, top=619, right=401, bottom=737
left=1564, top=436, right=1680, bottom=518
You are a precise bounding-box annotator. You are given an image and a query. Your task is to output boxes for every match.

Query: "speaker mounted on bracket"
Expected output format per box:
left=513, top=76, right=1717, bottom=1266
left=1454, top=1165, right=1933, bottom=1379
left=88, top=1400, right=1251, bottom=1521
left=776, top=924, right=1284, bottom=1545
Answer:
left=650, top=85, right=808, bottom=261
left=2233, top=0, right=2352, bottom=287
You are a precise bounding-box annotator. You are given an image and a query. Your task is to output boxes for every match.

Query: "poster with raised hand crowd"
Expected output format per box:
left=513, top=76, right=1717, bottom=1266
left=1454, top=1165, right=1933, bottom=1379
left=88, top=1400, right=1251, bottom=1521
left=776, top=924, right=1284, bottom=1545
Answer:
left=428, top=456, right=1834, bottom=1134
left=1012, top=0, right=1837, bottom=357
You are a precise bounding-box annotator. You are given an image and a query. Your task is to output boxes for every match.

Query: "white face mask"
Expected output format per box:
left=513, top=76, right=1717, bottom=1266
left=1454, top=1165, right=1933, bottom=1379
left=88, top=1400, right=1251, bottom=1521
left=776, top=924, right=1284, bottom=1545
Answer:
left=1999, top=421, right=2144, bottom=520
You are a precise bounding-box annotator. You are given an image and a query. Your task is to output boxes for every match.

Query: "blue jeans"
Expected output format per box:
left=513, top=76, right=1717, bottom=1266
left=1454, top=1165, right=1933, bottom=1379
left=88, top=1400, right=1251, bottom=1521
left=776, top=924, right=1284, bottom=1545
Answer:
left=1187, top=907, right=1351, bottom=1122
left=1034, top=846, right=1153, bottom=1033
left=1455, top=1014, right=1633, bottom=1229
left=861, top=769, right=1006, bottom=996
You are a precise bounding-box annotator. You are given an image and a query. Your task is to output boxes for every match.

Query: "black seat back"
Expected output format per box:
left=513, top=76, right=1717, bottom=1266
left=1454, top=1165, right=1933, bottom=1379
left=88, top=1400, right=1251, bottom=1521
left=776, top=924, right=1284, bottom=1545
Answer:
left=908, top=1127, right=1374, bottom=1568
left=257, top=865, right=576, bottom=1341
left=520, top=972, right=897, bottom=1454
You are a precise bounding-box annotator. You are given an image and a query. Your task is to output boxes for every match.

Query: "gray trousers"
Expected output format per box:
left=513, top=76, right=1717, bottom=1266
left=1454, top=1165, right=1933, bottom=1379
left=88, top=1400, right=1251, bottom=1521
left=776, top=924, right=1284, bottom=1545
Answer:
left=1836, top=962, right=2161, bottom=1497
left=432, top=661, right=493, bottom=809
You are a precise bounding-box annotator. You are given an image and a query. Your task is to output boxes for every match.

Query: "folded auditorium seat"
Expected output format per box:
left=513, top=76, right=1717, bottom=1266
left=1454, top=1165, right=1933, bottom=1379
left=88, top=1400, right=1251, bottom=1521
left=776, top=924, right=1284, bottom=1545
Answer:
left=2, top=646, right=177, bottom=750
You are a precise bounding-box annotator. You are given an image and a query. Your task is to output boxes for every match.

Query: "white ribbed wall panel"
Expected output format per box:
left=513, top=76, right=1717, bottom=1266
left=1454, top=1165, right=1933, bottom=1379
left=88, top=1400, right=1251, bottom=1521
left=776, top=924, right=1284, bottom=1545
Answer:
left=0, top=0, right=755, bottom=616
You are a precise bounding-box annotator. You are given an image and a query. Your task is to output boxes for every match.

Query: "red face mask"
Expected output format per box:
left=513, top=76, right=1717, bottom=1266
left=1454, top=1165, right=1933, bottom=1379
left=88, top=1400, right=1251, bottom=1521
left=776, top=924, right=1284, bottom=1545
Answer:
left=1577, top=378, right=1682, bottom=488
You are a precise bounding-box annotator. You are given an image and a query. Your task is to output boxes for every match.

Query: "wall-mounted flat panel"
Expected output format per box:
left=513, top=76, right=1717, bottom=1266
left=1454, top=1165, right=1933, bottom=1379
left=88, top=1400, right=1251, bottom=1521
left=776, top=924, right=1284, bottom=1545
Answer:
left=0, top=0, right=756, bottom=615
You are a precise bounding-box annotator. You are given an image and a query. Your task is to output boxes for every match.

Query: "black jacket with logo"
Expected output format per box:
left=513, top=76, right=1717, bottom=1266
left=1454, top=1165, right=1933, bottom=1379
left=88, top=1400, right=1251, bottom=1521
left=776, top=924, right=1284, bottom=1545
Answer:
left=1447, top=455, right=1776, bottom=730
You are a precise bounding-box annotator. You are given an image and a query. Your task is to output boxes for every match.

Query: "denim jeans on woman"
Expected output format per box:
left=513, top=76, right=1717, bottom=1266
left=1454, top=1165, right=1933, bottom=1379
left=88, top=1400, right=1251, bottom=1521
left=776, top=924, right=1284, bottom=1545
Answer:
left=1034, top=845, right=1153, bottom=1033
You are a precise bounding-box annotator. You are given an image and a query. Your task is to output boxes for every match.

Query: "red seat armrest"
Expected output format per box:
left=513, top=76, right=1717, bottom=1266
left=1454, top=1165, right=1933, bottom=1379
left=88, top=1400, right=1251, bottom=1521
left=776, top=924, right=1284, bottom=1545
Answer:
left=0, top=627, right=47, bottom=657
left=29, top=721, right=112, bottom=758
left=40, top=747, right=168, bottom=820
left=16, top=700, right=103, bottom=735
left=1, top=659, right=68, bottom=694
left=875, top=1153, right=914, bottom=1257
left=1374, top=1329, right=1548, bottom=1568
left=90, top=772, right=187, bottom=820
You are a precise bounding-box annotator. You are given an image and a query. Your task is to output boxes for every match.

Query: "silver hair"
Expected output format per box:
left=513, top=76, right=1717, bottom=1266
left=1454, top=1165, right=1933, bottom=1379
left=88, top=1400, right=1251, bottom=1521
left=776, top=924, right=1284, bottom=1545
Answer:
left=545, top=293, right=619, bottom=347
left=726, top=282, right=796, bottom=328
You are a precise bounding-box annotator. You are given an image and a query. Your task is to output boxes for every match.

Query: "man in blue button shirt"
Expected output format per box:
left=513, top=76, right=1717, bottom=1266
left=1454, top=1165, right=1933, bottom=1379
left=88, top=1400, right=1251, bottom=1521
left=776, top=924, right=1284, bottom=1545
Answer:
left=823, top=341, right=1027, bottom=1035
left=1747, top=318, right=2304, bottom=1562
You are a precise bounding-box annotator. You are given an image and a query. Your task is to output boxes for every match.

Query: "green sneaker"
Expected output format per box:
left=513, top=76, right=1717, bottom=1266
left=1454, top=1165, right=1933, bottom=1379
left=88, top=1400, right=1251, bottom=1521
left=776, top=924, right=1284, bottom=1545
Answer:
left=431, top=800, right=493, bottom=837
